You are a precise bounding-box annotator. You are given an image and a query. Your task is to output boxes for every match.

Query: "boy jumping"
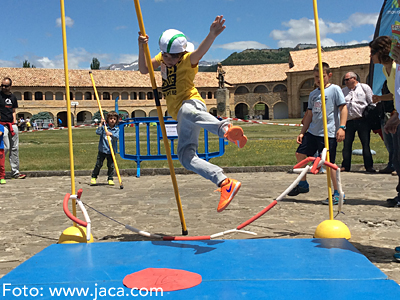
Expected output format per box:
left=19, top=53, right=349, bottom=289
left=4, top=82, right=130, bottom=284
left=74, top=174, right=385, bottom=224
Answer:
left=138, top=15, right=247, bottom=212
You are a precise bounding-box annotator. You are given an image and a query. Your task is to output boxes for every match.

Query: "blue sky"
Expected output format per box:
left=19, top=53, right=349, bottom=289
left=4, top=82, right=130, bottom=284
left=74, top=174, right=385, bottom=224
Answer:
left=0, top=0, right=383, bottom=69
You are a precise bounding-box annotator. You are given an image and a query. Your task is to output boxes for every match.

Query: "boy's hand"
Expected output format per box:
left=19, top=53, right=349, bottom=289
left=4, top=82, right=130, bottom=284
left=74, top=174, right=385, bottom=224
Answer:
left=209, top=15, right=226, bottom=38
left=336, top=128, right=345, bottom=142
left=296, top=133, right=304, bottom=144
left=106, top=131, right=113, bottom=137
left=372, top=95, right=381, bottom=103
left=138, top=33, right=149, bottom=45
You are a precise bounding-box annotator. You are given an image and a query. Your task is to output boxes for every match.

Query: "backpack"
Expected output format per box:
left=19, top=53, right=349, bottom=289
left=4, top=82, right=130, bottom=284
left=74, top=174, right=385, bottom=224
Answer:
left=360, top=84, right=381, bottom=131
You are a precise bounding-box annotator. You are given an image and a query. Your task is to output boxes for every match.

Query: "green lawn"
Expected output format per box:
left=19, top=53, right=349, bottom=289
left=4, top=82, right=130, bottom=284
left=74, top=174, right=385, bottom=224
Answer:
left=9, top=119, right=389, bottom=172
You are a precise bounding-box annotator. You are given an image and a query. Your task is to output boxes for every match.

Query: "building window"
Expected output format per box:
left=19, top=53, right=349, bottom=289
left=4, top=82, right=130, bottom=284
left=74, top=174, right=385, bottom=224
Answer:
left=254, top=85, right=268, bottom=93
left=131, top=92, right=137, bottom=100
left=112, top=92, right=119, bottom=100
left=301, top=78, right=314, bottom=89
left=273, top=84, right=287, bottom=92
left=34, top=92, right=43, bottom=100
left=14, top=92, right=22, bottom=100
left=75, top=92, right=83, bottom=100
left=45, top=91, right=53, bottom=100
left=139, top=92, right=146, bottom=100
left=147, top=92, right=153, bottom=100
left=24, top=92, right=32, bottom=100
left=55, top=92, right=63, bottom=100
left=234, top=86, right=249, bottom=95
left=103, top=92, right=110, bottom=100
left=85, top=92, right=92, bottom=100
left=121, top=92, right=129, bottom=100
left=201, top=92, right=206, bottom=99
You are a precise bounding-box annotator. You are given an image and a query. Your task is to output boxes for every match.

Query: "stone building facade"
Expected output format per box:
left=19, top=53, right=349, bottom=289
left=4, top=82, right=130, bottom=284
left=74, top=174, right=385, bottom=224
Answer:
left=0, top=46, right=371, bottom=126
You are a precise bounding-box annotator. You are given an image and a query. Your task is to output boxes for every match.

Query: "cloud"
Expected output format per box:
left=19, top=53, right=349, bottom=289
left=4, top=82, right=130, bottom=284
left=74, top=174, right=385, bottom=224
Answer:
left=115, top=25, right=127, bottom=30
left=348, top=12, right=379, bottom=27
left=10, top=48, right=137, bottom=69
left=0, top=59, right=18, bottom=68
left=118, top=54, right=138, bottom=63
left=270, top=12, right=379, bottom=48
left=56, top=16, right=74, bottom=28
left=215, top=41, right=269, bottom=51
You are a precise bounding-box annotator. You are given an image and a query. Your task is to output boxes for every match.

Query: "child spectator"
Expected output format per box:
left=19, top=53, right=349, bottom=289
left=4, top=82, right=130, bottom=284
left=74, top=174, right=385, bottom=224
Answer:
left=287, top=62, right=348, bottom=205
left=0, top=124, right=5, bottom=184
left=26, top=117, right=31, bottom=132
left=90, top=111, right=120, bottom=186
left=138, top=15, right=247, bottom=212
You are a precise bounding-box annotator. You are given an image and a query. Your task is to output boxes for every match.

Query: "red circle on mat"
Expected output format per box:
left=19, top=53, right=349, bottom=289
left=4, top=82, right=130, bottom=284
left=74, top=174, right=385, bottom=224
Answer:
left=123, top=268, right=202, bottom=292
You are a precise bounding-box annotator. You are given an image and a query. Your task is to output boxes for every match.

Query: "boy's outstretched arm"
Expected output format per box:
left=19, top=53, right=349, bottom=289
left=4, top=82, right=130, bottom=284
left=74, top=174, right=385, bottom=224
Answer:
left=138, top=33, right=160, bottom=74
left=190, top=15, right=226, bottom=65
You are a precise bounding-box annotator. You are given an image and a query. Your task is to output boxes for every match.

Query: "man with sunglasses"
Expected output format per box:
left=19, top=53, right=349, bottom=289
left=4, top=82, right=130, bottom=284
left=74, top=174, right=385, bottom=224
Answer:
left=0, top=77, right=26, bottom=179
left=340, top=72, right=376, bottom=173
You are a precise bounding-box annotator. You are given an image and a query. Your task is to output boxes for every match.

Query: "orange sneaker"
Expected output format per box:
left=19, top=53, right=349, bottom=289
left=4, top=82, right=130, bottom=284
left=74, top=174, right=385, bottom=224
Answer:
left=216, top=178, right=241, bottom=212
left=224, top=124, right=247, bottom=148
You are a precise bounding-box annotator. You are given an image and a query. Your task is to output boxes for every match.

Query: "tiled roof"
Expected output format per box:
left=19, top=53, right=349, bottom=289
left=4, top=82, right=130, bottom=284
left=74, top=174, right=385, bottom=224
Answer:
left=288, top=46, right=370, bottom=72
left=224, top=64, right=289, bottom=84
left=0, top=68, right=223, bottom=88
left=0, top=46, right=370, bottom=88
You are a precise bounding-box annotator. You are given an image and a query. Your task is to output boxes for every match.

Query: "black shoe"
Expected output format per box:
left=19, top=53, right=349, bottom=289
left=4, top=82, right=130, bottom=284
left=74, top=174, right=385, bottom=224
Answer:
left=387, top=196, right=399, bottom=203
left=387, top=200, right=400, bottom=207
left=287, top=185, right=309, bottom=196
left=365, top=168, right=376, bottom=173
left=379, top=166, right=395, bottom=174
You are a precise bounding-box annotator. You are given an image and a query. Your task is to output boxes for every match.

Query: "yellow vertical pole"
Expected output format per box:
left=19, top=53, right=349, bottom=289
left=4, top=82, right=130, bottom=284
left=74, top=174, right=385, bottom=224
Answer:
left=133, top=0, right=188, bottom=235
left=89, top=72, right=123, bottom=189
left=60, top=0, right=77, bottom=225
left=312, top=0, right=334, bottom=220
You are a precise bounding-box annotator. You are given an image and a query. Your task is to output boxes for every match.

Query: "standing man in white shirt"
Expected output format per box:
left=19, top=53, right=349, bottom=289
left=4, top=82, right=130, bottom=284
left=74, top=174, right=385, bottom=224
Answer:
left=341, top=72, right=376, bottom=173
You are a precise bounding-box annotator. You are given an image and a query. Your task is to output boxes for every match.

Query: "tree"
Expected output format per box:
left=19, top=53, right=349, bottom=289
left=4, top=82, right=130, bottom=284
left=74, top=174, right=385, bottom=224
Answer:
left=31, top=112, right=53, bottom=122
left=22, top=60, right=36, bottom=68
left=92, top=110, right=108, bottom=123
left=90, top=57, right=100, bottom=70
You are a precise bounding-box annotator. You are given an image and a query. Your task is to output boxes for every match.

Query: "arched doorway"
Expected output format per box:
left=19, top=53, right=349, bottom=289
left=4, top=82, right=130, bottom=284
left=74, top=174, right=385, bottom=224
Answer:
left=77, top=111, right=92, bottom=124
left=273, top=102, right=289, bottom=119
left=235, top=103, right=249, bottom=119
left=57, top=112, right=74, bottom=127
left=132, top=110, right=146, bottom=118
left=254, top=102, right=269, bottom=120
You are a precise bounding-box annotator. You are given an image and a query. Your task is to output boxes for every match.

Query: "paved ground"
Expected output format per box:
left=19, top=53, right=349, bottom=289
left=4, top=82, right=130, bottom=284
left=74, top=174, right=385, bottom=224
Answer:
left=0, top=168, right=399, bottom=284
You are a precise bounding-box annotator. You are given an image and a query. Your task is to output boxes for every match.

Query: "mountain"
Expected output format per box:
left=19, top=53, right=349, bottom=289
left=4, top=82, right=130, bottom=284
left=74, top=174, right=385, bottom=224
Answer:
left=101, top=43, right=368, bottom=72
left=102, top=59, right=220, bottom=72
left=101, top=61, right=139, bottom=71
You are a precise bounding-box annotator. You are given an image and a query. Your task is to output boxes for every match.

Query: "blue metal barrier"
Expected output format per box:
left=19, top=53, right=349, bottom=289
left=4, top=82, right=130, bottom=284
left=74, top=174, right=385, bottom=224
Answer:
left=118, top=117, right=227, bottom=177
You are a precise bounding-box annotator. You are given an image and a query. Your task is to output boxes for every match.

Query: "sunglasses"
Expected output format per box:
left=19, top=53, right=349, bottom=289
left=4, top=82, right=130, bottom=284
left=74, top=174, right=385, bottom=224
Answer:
left=1, top=84, right=10, bottom=88
left=344, top=78, right=352, bottom=82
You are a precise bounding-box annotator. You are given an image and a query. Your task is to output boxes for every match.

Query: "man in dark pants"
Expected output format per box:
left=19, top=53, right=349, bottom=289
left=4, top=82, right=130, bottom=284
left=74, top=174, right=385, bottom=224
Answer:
left=341, top=72, right=376, bottom=173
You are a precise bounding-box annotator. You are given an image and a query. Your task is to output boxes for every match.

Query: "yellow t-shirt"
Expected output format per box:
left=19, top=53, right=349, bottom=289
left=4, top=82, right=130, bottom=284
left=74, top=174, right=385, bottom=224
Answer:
left=155, top=52, right=204, bottom=120
left=382, top=61, right=396, bottom=95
